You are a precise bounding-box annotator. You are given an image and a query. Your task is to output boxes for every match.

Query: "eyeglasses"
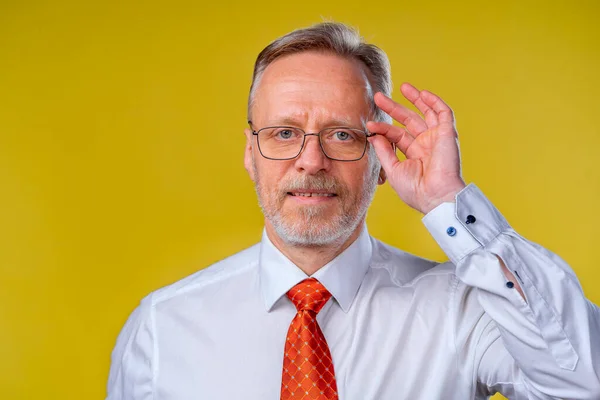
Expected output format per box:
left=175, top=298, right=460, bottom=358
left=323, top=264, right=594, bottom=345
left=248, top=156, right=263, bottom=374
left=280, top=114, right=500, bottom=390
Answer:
left=248, top=121, right=375, bottom=162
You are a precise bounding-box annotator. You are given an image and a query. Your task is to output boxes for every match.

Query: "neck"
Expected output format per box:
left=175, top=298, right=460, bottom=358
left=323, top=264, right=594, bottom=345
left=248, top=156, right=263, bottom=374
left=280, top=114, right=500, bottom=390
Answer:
left=264, top=221, right=364, bottom=276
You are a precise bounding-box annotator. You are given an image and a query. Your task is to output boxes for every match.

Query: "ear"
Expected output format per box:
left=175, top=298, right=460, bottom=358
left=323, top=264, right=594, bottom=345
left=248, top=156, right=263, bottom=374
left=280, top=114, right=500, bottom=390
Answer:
left=377, top=167, right=387, bottom=185
left=244, top=128, right=256, bottom=182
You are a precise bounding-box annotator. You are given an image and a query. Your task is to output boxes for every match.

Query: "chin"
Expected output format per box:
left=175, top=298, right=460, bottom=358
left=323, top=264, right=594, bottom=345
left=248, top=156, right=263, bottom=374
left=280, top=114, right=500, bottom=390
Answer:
left=272, top=214, right=359, bottom=247
left=287, top=206, right=336, bottom=223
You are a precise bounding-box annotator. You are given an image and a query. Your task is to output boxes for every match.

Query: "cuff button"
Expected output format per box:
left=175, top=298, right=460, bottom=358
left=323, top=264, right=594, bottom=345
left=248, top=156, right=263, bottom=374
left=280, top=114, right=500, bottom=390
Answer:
left=446, top=227, right=457, bottom=237
left=465, top=215, right=476, bottom=224
left=506, top=281, right=515, bottom=289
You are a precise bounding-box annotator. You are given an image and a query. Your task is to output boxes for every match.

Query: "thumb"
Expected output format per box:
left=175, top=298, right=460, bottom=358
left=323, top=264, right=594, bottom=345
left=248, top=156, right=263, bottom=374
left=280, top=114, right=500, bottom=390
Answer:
left=368, top=135, right=400, bottom=177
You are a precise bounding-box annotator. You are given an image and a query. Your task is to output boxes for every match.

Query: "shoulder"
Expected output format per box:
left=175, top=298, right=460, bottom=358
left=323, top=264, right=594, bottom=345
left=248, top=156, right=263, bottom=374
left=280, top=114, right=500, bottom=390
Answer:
left=369, top=236, right=458, bottom=287
left=368, top=236, right=485, bottom=327
left=109, top=243, right=260, bottom=354
left=147, top=242, right=261, bottom=307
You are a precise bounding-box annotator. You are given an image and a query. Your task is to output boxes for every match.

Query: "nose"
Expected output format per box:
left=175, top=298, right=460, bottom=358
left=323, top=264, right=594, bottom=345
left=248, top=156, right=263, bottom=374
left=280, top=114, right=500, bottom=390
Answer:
left=294, top=134, right=331, bottom=175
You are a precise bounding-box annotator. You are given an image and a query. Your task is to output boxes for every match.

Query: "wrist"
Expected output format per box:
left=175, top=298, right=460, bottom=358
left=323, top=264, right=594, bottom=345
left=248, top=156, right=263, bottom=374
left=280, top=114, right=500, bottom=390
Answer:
left=422, top=182, right=466, bottom=214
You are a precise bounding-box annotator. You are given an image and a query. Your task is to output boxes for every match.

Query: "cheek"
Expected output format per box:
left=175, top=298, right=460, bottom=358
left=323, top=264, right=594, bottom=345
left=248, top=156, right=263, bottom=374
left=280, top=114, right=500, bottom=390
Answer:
left=255, top=159, right=290, bottom=188
left=340, top=165, right=368, bottom=192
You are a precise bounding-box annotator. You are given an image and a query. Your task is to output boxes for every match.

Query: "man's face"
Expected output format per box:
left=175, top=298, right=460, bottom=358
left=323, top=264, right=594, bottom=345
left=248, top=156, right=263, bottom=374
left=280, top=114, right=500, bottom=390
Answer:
left=245, top=51, right=381, bottom=246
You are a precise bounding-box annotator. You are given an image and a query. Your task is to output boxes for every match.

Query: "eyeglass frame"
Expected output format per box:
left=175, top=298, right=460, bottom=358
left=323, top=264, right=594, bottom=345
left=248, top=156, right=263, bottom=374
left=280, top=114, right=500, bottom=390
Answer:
left=247, top=120, right=377, bottom=162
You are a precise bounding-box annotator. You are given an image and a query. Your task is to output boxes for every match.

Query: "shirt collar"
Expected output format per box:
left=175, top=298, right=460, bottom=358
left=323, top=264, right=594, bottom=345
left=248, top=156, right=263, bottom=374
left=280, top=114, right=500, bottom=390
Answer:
left=258, top=224, right=372, bottom=313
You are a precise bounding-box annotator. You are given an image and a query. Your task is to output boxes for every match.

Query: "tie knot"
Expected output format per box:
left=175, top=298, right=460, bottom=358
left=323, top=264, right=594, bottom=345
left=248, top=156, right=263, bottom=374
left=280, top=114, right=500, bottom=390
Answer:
left=287, top=278, right=332, bottom=313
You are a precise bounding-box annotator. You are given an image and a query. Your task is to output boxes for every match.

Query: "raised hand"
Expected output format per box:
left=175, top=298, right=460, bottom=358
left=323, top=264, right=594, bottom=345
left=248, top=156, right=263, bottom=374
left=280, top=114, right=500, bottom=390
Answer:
left=367, top=83, right=466, bottom=214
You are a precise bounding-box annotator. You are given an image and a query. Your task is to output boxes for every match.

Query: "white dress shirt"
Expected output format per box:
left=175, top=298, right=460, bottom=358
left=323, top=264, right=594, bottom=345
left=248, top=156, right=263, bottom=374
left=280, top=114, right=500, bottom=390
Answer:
left=106, top=184, right=600, bottom=399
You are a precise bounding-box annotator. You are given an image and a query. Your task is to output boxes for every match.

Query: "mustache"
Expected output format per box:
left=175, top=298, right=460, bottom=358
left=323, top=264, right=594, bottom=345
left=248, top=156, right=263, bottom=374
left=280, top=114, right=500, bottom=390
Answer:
left=281, top=173, right=342, bottom=193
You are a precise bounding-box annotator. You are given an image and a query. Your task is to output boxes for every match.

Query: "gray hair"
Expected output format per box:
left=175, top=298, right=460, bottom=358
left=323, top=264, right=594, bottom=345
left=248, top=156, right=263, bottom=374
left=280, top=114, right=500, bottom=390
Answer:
left=247, top=22, right=393, bottom=125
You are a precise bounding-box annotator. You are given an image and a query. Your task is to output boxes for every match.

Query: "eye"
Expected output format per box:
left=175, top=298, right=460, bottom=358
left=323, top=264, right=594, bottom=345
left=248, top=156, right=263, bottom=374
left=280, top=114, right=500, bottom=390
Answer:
left=335, top=130, right=350, bottom=141
left=277, top=129, right=295, bottom=139
left=322, top=128, right=361, bottom=143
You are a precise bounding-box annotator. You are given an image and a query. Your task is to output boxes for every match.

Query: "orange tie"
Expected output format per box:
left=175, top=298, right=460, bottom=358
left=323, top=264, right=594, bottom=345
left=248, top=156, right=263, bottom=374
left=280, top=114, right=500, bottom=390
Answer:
left=281, top=278, right=338, bottom=400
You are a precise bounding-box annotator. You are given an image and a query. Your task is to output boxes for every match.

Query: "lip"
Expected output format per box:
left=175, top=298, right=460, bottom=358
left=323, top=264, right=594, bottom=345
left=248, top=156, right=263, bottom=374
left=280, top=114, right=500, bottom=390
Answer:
left=287, top=190, right=337, bottom=204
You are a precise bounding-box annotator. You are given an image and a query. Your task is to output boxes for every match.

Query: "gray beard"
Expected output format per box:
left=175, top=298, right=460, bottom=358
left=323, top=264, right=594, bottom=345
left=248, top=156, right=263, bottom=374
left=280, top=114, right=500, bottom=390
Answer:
left=252, top=154, right=379, bottom=247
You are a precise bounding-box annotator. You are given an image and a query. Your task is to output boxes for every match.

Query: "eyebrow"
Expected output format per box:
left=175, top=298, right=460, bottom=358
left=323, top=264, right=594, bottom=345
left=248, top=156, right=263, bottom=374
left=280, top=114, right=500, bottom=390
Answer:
left=266, top=115, right=363, bottom=129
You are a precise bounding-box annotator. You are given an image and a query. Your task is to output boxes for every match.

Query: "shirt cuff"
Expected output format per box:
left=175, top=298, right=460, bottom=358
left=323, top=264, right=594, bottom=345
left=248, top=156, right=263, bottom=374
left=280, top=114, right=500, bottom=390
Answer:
left=422, top=183, right=511, bottom=264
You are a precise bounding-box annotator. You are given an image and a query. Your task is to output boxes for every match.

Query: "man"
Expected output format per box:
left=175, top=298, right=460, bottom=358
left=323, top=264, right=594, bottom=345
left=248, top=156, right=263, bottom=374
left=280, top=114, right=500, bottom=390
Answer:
left=107, top=22, right=600, bottom=399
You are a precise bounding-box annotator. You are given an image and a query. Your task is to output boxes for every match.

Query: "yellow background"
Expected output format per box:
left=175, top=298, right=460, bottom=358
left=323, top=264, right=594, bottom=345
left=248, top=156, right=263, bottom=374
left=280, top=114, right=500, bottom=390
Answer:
left=1, top=1, right=598, bottom=399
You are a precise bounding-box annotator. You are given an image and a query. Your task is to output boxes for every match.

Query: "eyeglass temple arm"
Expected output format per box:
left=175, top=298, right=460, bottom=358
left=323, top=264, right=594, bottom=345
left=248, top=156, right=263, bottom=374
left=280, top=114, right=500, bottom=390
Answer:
left=363, top=131, right=396, bottom=152
left=247, top=120, right=258, bottom=135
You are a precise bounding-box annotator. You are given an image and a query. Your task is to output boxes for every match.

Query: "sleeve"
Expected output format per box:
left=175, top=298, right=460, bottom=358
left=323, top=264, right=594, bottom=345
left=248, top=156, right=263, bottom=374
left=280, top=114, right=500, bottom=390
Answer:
left=475, top=327, right=528, bottom=399
left=106, top=295, right=155, bottom=400
left=422, top=183, right=600, bottom=399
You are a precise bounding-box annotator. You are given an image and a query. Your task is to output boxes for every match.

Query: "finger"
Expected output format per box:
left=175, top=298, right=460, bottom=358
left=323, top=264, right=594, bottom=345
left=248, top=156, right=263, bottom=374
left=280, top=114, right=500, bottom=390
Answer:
left=367, top=121, right=414, bottom=155
left=400, top=82, right=438, bottom=127
left=368, top=134, right=401, bottom=176
left=373, top=92, right=428, bottom=134
left=420, top=90, right=455, bottom=124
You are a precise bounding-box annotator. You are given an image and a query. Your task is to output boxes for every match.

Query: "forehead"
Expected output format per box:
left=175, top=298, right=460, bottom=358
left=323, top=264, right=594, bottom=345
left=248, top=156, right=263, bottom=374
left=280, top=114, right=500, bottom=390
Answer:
left=252, top=51, right=372, bottom=126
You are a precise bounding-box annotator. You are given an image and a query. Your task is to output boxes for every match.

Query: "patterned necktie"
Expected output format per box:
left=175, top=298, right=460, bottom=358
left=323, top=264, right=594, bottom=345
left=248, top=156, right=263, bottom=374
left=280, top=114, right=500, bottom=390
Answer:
left=281, top=278, right=338, bottom=400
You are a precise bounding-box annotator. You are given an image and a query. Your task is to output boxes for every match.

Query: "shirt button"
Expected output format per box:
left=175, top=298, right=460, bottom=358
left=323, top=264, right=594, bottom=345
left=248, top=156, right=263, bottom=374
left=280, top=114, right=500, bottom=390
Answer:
left=506, top=281, right=515, bottom=289
left=465, top=215, right=476, bottom=224
left=446, top=227, right=457, bottom=236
